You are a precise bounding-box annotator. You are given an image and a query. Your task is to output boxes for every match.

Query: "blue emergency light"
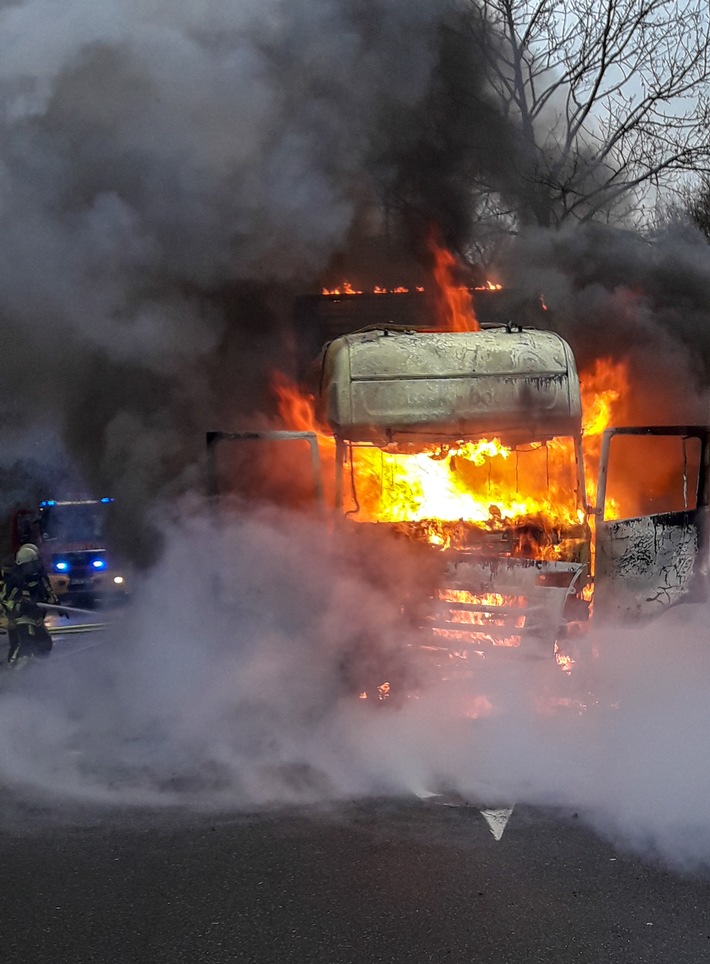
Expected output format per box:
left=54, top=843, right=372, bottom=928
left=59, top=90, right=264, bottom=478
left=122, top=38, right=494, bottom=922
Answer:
left=92, top=558, right=107, bottom=570
left=54, top=560, right=70, bottom=572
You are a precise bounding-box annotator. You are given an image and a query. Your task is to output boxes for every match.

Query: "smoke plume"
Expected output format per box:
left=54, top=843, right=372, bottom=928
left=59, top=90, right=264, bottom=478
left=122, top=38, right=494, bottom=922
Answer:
left=3, top=0, right=710, bottom=878
left=498, top=222, right=710, bottom=425
left=1, top=502, right=710, bottom=874
left=0, top=0, right=509, bottom=557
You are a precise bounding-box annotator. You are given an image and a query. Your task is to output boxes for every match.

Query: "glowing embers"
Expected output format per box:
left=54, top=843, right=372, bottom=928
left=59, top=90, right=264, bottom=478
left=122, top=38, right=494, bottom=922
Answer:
left=428, top=588, right=529, bottom=648
left=357, top=682, right=392, bottom=701
left=554, top=642, right=575, bottom=674
left=373, top=286, right=423, bottom=294
left=414, top=556, right=587, bottom=656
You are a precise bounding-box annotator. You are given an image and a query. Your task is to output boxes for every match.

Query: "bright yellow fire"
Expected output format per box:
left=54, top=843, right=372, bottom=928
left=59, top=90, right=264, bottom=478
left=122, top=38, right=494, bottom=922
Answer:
left=279, top=242, right=628, bottom=547
left=273, top=348, right=628, bottom=557
left=580, top=357, right=628, bottom=518
left=340, top=438, right=582, bottom=529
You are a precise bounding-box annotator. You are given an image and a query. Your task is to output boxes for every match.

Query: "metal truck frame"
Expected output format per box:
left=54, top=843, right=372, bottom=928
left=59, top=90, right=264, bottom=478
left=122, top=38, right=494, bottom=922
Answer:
left=207, top=327, right=710, bottom=664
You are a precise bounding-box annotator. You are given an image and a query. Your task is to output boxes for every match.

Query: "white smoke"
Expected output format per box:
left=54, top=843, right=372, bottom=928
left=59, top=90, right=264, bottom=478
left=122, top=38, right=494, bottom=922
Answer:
left=2, top=501, right=710, bottom=872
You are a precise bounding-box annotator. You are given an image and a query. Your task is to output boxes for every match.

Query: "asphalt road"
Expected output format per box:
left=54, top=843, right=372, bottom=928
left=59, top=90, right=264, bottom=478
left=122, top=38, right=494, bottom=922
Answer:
left=1, top=617, right=709, bottom=964
left=1, top=796, right=710, bottom=964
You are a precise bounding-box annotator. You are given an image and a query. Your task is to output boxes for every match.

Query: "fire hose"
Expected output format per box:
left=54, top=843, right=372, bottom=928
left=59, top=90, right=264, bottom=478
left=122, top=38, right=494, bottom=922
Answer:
left=0, top=603, right=110, bottom=671
left=0, top=602, right=108, bottom=636
left=38, top=601, right=98, bottom=617
left=37, top=602, right=109, bottom=635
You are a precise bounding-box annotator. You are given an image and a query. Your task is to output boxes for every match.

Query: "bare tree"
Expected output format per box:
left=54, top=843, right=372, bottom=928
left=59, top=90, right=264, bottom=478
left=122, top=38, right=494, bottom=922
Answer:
left=465, top=0, right=710, bottom=230
left=682, top=175, right=710, bottom=240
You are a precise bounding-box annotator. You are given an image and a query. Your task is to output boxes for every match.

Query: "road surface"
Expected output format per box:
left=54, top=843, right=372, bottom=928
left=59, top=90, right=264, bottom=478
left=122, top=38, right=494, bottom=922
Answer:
left=1, top=619, right=709, bottom=963
left=2, top=793, right=710, bottom=963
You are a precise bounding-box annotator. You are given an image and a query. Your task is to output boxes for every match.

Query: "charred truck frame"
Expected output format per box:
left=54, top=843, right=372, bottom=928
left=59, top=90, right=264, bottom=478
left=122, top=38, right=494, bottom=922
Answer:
left=208, top=293, right=710, bottom=669
left=317, top=325, right=589, bottom=658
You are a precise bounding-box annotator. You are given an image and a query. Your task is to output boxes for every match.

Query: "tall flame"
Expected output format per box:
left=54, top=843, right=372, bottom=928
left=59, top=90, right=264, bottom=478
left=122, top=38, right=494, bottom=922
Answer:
left=430, top=236, right=480, bottom=332
left=580, top=358, right=629, bottom=516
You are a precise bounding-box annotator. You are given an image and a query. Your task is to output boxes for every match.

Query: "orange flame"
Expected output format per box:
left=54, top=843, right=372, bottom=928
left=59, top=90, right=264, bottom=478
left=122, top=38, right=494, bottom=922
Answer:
left=273, top=351, right=628, bottom=560
left=434, top=589, right=526, bottom=647
left=275, top=376, right=586, bottom=557
left=324, top=283, right=426, bottom=296
left=430, top=242, right=480, bottom=332
left=272, top=372, right=325, bottom=437
left=321, top=282, right=363, bottom=295
left=341, top=437, right=583, bottom=537
left=580, top=358, right=629, bottom=516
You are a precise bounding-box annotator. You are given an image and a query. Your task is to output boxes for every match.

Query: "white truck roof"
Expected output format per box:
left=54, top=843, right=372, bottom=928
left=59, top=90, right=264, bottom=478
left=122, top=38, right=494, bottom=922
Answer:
left=319, top=327, right=582, bottom=444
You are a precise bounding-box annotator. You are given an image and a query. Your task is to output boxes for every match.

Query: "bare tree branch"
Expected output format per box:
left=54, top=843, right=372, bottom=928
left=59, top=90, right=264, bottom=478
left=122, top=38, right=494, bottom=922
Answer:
left=464, top=0, right=710, bottom=229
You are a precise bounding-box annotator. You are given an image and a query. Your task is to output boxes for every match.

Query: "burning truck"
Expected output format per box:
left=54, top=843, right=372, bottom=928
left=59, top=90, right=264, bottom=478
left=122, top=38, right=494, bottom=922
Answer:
left=314, top=324, right=590, bottom=662
left=208, top=288, right=710, bottom=683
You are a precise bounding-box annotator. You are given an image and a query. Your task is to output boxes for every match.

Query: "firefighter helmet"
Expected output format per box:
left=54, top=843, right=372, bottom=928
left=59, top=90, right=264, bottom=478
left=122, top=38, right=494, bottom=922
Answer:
left=16, top=543, right=39, bottom=565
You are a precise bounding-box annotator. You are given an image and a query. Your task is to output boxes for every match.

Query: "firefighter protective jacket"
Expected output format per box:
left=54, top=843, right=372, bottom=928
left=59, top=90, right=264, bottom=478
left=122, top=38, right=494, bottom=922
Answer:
left=1, top=561, right=57, bottom=627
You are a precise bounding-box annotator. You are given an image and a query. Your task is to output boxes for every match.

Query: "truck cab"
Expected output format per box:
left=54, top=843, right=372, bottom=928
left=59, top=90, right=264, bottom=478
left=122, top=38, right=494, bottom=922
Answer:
left=317, top=325, right=590, bottom=658
left=208, top=315, right=710, bottom=677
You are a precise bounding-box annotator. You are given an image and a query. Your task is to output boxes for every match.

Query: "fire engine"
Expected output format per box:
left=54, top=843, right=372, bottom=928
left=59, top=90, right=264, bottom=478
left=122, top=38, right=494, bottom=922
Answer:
left=12, top=498, right=130, bottom=605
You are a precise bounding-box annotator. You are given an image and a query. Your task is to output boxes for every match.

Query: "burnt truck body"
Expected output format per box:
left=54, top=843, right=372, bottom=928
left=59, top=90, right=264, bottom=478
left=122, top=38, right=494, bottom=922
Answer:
left=318, top=326, right=590, bottom=657
left=208, top=312, right=710, bottom=666
left=594, top=425, right=710, bottom=622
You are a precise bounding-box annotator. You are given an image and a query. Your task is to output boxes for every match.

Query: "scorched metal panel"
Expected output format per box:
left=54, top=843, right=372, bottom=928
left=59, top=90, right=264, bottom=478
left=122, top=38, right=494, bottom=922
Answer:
left=319, top=328, right=581, bottom=442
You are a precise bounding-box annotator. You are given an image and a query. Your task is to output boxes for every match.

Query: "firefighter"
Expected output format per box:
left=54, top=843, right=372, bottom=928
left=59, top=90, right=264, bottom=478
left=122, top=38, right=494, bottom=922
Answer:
left=2, top=543, right=57, bottom=667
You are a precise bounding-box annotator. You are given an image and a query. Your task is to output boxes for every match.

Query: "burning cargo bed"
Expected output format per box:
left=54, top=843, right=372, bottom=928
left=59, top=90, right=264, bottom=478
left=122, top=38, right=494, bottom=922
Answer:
left=318, top=327, right=589, bottom=661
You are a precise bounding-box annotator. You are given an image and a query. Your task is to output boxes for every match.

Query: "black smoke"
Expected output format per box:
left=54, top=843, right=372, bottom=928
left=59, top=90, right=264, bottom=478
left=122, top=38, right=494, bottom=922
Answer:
left=499, top=222, right=710, bottom=424
left=0, top=0, right=524, bottom=562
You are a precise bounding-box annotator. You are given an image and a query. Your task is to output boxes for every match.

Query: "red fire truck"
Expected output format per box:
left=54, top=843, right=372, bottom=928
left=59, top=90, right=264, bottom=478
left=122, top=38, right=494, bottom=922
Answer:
left=12, top=498, right=130, bottom=606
